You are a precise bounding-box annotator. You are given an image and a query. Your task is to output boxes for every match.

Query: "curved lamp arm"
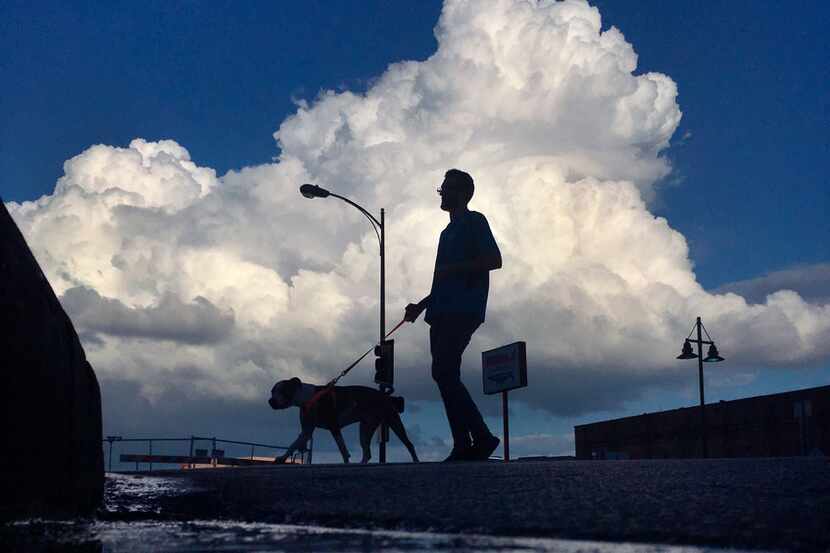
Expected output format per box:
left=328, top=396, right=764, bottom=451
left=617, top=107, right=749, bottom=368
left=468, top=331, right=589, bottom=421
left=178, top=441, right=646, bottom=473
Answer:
left=330, top=193, right=381, bottom=228
left=329, top=192, right=382, bottom=246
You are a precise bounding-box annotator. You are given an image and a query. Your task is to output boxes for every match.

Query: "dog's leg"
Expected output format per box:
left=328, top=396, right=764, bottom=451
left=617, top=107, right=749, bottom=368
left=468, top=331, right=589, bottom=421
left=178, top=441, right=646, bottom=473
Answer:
left=331, top=428, right=350, bottom=463
left=359, top=420, right=375, bottom=464
left=277, top=428, right=314, bottom=463
left=388, top=413, right=420, bottom=463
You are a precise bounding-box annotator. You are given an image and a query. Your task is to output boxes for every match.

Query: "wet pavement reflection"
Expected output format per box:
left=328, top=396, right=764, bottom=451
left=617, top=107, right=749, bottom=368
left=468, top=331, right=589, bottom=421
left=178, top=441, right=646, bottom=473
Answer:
left=0, top=474, right=767, bottom=552
left=3, top=519, right=763, bottom=553
left=104, top=473, right=203, bottom=515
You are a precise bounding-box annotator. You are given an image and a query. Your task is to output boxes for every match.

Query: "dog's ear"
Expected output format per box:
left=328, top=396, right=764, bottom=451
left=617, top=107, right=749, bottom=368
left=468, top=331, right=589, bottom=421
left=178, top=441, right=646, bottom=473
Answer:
left=285, top=377, right=302, bottom=398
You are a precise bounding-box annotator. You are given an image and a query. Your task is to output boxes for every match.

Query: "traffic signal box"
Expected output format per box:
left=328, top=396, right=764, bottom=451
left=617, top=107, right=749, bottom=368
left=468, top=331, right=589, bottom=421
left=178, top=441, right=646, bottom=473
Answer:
left=374, top=339, right=394, bottom=392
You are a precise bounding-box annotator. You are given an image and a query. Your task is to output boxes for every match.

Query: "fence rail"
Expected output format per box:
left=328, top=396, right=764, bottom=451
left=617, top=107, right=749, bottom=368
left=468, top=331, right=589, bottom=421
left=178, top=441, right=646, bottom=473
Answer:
left=103, top=435, right=312, bottom=472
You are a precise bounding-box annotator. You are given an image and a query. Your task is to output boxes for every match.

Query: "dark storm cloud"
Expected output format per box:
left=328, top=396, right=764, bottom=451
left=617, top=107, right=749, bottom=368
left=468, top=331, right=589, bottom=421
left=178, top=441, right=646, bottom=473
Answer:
left=715, top=263, right=830, bottom=305
left=62, top=286, right=235, bottom=344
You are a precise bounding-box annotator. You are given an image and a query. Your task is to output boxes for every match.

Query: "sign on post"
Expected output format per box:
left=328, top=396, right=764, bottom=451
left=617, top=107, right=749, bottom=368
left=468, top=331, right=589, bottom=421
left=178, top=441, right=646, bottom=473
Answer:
left=482, top=341, right=527, bottom=463
left=482, top=341, right=527, bottom=395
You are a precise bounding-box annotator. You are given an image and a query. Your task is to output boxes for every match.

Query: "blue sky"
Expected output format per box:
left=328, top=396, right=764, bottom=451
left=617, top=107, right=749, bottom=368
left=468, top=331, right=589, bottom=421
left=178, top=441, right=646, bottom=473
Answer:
left=2, top=1, right=828, bottom=462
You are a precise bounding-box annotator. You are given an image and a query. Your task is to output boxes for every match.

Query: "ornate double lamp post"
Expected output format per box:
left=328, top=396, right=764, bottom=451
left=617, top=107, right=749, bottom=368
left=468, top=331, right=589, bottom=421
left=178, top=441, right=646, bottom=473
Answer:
left=299, top=183, right=390, bottom=463
left=676, top=316, right=725, bottom=458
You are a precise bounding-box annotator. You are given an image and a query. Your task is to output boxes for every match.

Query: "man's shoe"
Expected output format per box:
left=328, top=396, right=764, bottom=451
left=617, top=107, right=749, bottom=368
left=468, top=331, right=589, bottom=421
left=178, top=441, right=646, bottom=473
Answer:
left=470, top=435, right=500, bottom=461
left=442, top=446, right=473, bottom=462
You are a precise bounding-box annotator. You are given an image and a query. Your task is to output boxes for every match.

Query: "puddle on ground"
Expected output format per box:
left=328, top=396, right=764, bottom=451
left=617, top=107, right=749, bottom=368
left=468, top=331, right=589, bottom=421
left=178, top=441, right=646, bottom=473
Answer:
left=104, top=473, right=200, bottom=514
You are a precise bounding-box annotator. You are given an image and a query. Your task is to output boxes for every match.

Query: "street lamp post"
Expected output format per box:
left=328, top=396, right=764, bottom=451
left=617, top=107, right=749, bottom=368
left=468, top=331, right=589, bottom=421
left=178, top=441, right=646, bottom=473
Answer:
left=299, top=184, right=390, bottom=463
left=676, top=316, right=725, bottom=458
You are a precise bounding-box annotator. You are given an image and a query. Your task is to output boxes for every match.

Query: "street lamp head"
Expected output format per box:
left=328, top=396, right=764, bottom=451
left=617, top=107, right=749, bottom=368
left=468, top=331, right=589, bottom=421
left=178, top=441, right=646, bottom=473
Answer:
left=703, top=343, right=725, bottom=363
left=676, top=340, right=698, bottom=360
left=300, top=183, right=330, bottom=199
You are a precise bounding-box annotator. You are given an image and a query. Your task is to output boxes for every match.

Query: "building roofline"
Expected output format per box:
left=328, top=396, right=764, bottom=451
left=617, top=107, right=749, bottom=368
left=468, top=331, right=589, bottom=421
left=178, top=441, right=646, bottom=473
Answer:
left=574, top=383, right=830, bottom=430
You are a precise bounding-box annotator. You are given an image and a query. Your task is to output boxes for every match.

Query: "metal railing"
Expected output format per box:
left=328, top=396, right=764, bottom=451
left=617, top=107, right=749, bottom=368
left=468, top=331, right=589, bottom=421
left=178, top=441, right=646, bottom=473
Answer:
left=103, top=435, right=312, bottom=472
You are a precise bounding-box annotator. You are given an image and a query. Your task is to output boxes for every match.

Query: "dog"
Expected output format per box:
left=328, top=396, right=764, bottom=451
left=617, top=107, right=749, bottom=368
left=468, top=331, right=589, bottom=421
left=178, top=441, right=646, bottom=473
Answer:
left=268, top=377, right=419, bottom=464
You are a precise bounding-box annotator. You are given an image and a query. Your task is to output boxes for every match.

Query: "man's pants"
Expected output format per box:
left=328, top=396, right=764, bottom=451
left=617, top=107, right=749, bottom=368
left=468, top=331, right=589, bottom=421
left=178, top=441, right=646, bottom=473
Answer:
left=430, top=315, right=490, bottom=448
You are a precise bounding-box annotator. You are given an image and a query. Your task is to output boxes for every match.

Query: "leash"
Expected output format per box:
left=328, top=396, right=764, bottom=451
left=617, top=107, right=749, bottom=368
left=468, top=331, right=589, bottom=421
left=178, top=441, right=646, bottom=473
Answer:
left=303, top=319, right=408, bottom=414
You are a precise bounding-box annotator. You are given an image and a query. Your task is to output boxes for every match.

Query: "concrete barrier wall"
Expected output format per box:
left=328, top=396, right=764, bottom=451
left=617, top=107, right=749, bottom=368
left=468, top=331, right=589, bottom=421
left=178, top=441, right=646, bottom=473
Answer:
left=0, top=201, right=104, bottom=518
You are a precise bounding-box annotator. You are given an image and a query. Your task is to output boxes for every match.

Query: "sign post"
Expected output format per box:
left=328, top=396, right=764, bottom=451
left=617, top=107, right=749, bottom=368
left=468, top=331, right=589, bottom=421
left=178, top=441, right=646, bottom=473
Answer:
left=482, top=341, right=527, bottom=462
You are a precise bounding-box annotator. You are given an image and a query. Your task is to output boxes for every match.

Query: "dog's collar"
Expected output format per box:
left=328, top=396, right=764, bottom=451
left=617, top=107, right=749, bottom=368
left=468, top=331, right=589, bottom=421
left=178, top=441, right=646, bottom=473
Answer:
left=303, top=386, right=335, bottom=414
left=290, top=382, right=316, bottom=406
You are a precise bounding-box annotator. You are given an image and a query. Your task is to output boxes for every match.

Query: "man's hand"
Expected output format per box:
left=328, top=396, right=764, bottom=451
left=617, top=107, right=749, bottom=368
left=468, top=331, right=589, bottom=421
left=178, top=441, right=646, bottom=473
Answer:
left=404, top=302, right=425, bottom=323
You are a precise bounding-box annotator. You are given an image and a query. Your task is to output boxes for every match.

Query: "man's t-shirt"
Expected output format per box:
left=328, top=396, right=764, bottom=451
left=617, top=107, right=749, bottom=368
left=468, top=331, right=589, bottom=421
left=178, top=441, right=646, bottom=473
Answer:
left=425, top=210, right=500, bottom=326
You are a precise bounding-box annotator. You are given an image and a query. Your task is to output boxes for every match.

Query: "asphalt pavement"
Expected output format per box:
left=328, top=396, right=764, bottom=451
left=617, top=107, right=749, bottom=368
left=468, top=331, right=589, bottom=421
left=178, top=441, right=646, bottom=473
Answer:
left=115, top=457, right=830, bottom=552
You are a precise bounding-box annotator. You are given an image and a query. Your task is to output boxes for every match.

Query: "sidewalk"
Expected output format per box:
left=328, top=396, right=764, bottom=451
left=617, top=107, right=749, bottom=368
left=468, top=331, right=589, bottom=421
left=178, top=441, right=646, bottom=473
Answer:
left=121, top=457, right=830, bottom=552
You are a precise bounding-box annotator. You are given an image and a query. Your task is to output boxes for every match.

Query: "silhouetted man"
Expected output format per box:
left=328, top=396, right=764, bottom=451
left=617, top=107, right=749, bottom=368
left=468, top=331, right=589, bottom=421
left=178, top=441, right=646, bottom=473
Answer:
left=404, top=169, right=502, bottom=461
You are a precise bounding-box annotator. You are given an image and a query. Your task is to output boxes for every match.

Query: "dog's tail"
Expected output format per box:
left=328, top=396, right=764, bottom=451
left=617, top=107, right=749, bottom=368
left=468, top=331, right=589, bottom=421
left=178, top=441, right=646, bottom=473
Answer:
left=389, top=396, right=405, bottom=413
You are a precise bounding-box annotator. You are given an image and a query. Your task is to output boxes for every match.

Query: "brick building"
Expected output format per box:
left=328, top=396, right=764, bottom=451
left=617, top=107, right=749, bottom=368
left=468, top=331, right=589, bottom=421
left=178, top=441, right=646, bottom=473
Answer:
left=575, top=385, right=829, bottom=459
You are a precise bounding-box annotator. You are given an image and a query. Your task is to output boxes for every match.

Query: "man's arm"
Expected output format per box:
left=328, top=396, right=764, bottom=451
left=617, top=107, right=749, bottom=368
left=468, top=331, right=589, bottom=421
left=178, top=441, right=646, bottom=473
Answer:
left=436, top=253, right=501, bottom=278
left=437, top=214, right=502, bottom=278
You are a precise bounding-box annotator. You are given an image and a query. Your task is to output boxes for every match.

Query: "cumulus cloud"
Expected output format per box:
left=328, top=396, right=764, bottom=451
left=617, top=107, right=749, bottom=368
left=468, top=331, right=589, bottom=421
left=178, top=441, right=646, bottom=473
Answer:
left=6, top=0, right=830, bottom=437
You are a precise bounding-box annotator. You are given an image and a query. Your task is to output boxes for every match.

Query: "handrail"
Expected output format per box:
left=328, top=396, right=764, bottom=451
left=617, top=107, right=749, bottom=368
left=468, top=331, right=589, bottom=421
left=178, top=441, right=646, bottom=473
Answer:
left=191, top=436, right=285, bottom=449
left=102, top=434, right=311, bottom=472
left=104, top=437, right=192, bottom=443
